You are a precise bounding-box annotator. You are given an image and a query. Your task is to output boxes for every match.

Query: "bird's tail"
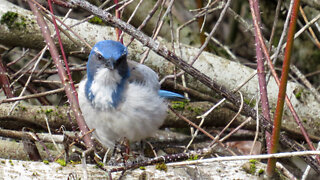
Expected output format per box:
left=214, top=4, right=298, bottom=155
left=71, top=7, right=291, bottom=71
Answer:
left=158, top=90, right=185, bottom=100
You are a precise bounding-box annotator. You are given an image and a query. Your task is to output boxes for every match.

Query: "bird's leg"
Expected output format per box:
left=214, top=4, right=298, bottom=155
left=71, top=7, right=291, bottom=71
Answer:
left=118, top=137, right=130, bottom=165
left=105, top=141, right=121, bottom=166
left=107, top=138, right=131, bottom=166
left=124, top=137, right=130, bottom=160
left=111, top=141, right=119, bottom=157
left=132, top=140, right=152, bottom=163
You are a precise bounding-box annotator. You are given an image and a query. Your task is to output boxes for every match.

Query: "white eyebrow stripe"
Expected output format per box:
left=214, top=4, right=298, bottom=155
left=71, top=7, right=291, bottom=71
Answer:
left=93, top=47, right=102, bottom=55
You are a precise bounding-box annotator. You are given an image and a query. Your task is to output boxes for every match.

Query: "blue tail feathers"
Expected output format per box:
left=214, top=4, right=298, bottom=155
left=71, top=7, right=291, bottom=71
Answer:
left=158, top=90, right=185, bottom=99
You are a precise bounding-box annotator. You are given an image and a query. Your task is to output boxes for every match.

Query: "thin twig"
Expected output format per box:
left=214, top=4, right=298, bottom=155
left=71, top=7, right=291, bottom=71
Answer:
left=270, top=0, right=294, bottom=64
left=268, top=0, right=282, bottom=52
left=8, top=47, right=46, bottom=115
left=214, top=92, right=244, bottom=140
left=0, top=85, right=77, bottom=104
left=299, top=6, right=320, bottom=48
left=168, top=151, right=320, bottom=166
left=290, top=65, right=320, bottom=102
left=190, top=0, right=231, bottom=65
left=140, top=0, right=174, bottom=64
left=169, top=106, right=236, bottom=156
left=44, top=115, right=62, bottom=154
left=126, top=0, right=163, bottom=47
left=204, top=32, right=237, bottom=60
left=121, top=0, right=144, bottom=41
left=302, top=142, right=320, bottom=180
left=271, top=12, right=320, bottom=60
left=70, top=0, right=111, bottom=28
left=250, top=91, right=260, bottom=155
left=219, top=117, right=252, bottom=143
left=7, top=49, right=30, bottom=67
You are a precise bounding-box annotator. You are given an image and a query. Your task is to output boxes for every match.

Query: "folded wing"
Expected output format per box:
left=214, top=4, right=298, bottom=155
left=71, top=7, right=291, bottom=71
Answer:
left=128, top=60, right=185, bottom=99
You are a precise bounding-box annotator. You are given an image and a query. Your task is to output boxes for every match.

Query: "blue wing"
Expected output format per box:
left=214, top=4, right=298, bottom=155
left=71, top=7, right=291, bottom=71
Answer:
left=127, top=61, right=185, bottom=100
left=128, top=61, right=160, bottom=90
left=158, top=90, right=185, bottom=99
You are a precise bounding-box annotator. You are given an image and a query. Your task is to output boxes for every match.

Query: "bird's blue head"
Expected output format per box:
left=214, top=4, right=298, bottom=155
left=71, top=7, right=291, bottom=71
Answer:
left=85, top=40, right=130, bottom=106
left=86, top=40, right=128, bottom=80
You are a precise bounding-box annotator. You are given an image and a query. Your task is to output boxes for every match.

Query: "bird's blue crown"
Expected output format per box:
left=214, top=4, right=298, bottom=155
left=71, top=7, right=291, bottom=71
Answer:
left=89, top=40, right=127, bottom=62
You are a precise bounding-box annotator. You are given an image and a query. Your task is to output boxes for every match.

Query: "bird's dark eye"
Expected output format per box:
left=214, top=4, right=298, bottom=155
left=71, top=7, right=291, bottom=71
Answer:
left=114, top=55, right=126, bottom=66
left=97, top=54, right=103, bottom=60
left=118, top=55, right=126, bottom=62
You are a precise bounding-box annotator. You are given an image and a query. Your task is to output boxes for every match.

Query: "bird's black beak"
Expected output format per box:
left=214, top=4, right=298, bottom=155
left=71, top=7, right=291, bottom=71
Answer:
left=105, top=58, right=115, bottom=70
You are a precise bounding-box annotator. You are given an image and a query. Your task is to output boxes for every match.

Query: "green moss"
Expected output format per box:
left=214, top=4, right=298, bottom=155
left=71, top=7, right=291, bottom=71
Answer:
left=56, top=159, right=66, bottom=167
left=188, top=155, right=199, bottom=161
left=96, top=161, right=104, bottom=167
left=171, top=101, right=187, bottom=110
left=155, top=163, right=167, bottom=172
left=258, top=169, right=264, bottom=175
left=242, top=160, right=258, bottom=175
left=18, top=105, right=27, bottom=111
left=244, top=98, right=256, bottom=108
left=9, top=159, right=13, bottom=166
left=249, top=159, right=257, bottom=164
left=186, top=106, right=202, bottom=115
left=248, top=160, right=257, bottom=175
left=1, top=11, right=27, bottom=29
left=249, top=164, right=256, bottom=174
left=46, top=143, right=54, bottom=150
left=1, top=11, right=18, bottom=27
left=16, top=16, right=26, bottom=29
left=45, top=109, right=53, bottom=115
left=88, top=16, right=105, bottom=25
left=43, top=160, right=49, bottom=165
left=70, top=160, right=81, bottom=165
left=294, top=88, right=303, bottom=99
left=139, top=166, right=146, bottom=170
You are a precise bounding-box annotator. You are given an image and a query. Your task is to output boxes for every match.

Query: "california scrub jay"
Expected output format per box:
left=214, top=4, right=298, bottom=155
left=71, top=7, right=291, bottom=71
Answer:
left=79, top=40, right=183, bottom=148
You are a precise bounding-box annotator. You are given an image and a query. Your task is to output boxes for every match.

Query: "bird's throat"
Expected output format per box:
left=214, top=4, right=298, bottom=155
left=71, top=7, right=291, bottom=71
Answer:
left=85, top=68, right=129, bottom=109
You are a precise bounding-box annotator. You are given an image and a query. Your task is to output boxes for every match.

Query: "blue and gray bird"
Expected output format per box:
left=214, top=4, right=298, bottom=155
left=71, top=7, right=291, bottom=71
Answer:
left=78, top=40, right=183, bottom=148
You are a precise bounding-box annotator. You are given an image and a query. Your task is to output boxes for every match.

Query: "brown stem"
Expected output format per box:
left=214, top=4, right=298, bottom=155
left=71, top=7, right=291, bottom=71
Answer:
left=265, top=0, right=301, bottom=176
left=0, top=56, right=13, bottom=98
left=251, top=0, right=272, bottom=153
left=27, top=0, right=94, bottom=148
